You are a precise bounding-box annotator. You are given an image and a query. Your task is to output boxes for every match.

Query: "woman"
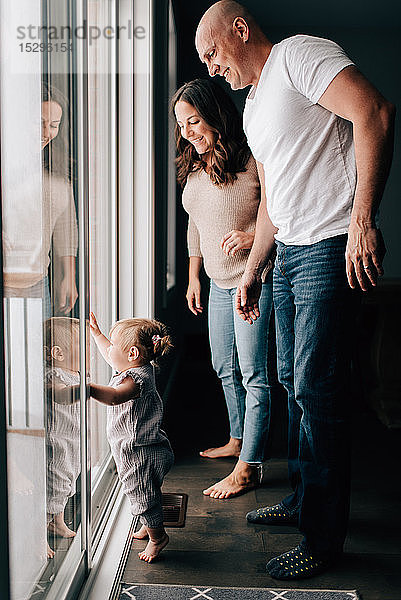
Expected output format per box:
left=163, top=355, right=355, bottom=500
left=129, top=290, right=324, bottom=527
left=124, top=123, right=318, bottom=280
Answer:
left=2, top=82, right=78, bottom=319
left=172, top=79, right=273, bottom=499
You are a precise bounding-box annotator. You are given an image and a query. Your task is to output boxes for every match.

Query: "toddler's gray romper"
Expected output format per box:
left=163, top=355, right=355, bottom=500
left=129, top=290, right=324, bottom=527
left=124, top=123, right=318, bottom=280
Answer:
left=46, top=367, right=81, bottom=519
left=107, top=364, right=174, bottom=528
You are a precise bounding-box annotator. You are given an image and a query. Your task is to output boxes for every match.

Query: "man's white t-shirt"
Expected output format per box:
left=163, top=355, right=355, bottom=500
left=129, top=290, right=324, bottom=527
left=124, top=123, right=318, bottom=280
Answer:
left=243, top=35, right=356, bottom=246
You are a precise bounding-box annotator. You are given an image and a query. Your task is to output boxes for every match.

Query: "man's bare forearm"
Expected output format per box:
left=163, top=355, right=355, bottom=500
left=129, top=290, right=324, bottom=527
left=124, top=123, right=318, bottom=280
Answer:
left=244, top=160, right=278, bottom=278
left=244, top=200, right=276, bottom=277
left=318, top=66, right=395, bottom=225
left=351, top=101, right=395, bottom=225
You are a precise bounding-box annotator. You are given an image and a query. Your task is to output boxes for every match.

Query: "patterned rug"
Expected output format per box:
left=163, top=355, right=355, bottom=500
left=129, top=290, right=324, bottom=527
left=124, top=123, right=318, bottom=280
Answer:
left=119, top=584, right=360, bottom=600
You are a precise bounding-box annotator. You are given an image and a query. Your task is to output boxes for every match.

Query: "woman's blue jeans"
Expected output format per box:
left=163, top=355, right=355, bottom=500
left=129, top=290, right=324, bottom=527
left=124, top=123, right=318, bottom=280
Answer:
left=208, top=275, right=273, bottom=464
left=274, top=235, right=354, bottom=559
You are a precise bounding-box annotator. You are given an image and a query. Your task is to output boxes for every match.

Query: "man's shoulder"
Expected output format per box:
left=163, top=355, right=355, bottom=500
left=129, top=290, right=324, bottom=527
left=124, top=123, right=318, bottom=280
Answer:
left=279, top=34, right=333, bottom=52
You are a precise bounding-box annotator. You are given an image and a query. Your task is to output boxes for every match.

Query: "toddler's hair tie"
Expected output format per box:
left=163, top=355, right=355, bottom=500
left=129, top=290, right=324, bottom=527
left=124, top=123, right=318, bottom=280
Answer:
left=152, top=334, right=161, bottom=345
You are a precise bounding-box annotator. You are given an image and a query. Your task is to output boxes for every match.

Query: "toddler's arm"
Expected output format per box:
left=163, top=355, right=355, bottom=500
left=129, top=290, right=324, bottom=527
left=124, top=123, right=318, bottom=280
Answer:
left=46, top=378, right=138, bottom=406
left=90, top=376, right=139, bottom=406
left=51, top=381, right=80, bottom=405
left=89, top=312, right=113, bottom=367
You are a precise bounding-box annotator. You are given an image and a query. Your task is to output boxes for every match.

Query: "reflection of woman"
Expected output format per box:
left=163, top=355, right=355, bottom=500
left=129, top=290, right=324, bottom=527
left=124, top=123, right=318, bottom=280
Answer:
left=41, top=83, right=78, bottom=315
left=2, top=83, right=78, bottom=317
left=173, top=79, right=273, bottom=499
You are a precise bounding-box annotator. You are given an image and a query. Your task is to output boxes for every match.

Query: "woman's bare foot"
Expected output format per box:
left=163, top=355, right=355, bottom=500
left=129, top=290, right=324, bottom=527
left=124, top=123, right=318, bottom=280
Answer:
left=138, top=527, right=169, bottom=563
left=199, top=437, right=242, bottom=459
left=47, top=542, right=55, bottom=559
left=203, top=459, right=259, bottom=499
left=132, top=524, right=149, bottom=540
left=48, top=512, right=76, bottom=538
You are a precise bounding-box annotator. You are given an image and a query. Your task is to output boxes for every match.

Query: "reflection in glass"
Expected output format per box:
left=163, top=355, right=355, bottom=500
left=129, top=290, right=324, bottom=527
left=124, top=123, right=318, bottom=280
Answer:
left=3, top=83, right=78, bottom=319
left=1, top=2, right=80, bottom=595
left=44, top=317, right=81, bottom=559
left=42, top=81, right=78, bottom=317
left=87, top=0, right=118, bottom=536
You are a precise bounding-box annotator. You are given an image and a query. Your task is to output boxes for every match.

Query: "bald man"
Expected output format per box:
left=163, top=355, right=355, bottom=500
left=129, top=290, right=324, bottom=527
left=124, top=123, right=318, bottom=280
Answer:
left=196, top=0, right=395, bottom=581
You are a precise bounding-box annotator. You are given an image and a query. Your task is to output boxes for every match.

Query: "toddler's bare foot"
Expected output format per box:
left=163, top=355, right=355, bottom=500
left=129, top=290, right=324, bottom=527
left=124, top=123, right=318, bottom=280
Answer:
left=138, top=532, right=169, bottom=563
left=48, top=516, right=76, bottom=538
left=47, top=542, right=55, bottom=559
left=199, top=437, right=242, bottom=459
left=132, top=525, right=149, bottom=540
left=203, top=459, right=258, bottom=499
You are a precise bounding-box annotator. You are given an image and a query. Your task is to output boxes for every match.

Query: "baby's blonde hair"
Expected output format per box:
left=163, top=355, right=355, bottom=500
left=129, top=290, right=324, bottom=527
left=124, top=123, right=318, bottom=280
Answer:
left=44, top=317, right=80, bottom=365
left=109, top=318, right=173, bottom=365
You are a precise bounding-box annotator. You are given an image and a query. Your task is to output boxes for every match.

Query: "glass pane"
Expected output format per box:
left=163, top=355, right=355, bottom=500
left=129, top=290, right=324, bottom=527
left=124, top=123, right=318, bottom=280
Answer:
left=87, top=0, right=118, bottom=537
left=1, top=0, right=82, bottom=597
left=167, top=0, right=177, bottom=292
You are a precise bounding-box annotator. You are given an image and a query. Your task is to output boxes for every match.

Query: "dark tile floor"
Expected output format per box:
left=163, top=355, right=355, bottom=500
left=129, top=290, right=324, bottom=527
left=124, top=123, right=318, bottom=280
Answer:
left=123, top=416, right=401, bottom=600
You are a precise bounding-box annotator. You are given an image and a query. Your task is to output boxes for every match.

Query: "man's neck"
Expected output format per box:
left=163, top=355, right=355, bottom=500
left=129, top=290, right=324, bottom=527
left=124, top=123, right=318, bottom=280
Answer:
left=251, top=40, right=274, bottom=88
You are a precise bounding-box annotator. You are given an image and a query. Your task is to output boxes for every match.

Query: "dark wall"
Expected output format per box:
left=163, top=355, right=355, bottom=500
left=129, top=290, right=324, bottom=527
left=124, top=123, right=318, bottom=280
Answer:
left=172, top=0, right=401, bottom=279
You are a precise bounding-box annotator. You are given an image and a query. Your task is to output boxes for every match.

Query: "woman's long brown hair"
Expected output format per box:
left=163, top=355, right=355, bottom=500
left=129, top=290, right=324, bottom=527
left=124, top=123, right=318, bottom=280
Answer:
left=172, top=79, right=251, bottom=187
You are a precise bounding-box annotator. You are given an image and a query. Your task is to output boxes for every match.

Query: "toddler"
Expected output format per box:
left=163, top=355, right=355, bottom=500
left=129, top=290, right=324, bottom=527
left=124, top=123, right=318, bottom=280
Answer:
left=44, top=317, right=82, bottom=558
left=89, top=313, right=174, bottom=563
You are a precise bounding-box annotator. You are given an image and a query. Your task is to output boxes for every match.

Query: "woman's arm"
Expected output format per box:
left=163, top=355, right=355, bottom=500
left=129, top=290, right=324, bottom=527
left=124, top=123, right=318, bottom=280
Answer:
left=58, top=256, right=78, bottom=314
left=187, top=256, right=203, bottom=315
left=221, top=230, right=254, bottom=256
left=90, top=377, right=139, bottom=406
left=186, top=217, right=204, bottom=315
left=52, top=185, right=79, bottom=314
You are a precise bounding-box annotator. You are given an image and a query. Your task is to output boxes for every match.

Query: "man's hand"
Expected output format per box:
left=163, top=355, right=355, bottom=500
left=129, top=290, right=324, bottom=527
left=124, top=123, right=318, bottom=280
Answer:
left=235, top=272, right=262, bottom=324
left=221, top=230, right=254, bottom=256
left=346, top=222, right=386, bottom=291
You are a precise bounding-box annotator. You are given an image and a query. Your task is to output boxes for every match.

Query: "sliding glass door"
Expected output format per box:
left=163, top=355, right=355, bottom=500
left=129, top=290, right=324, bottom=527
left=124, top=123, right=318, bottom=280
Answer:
left=1, top=0, right=84, bottom=598
left=0, top=1, right=156, bottom=598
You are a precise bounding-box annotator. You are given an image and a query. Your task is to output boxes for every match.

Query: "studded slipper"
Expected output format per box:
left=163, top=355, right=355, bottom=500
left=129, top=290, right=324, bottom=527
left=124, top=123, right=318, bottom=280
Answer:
left=266, top=544, right=331, bottom=580
left=246, top=502, right=298, bottom=525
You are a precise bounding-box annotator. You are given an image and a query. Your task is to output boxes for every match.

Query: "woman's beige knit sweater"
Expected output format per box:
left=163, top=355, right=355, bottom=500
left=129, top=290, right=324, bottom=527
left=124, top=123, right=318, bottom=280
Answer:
left=182, top=156, right=269, bottom=289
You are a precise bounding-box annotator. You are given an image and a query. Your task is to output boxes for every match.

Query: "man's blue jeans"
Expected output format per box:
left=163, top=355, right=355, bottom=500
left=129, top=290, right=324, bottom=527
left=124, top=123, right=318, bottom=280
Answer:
left=274, top=235, right=354, bottom=558
left=208, top=276, right=273, bottom=464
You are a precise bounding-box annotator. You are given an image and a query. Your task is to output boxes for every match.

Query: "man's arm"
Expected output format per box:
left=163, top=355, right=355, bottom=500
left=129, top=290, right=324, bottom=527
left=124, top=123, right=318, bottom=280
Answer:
left=235, top=160, right=277, bottom=323
left=318, top=65, right=395, bottom=291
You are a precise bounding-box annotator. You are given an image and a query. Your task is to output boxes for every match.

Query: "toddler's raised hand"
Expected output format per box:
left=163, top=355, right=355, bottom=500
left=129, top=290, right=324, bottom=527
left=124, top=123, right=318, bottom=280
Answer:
left=89, top=312, right=102, bottom=337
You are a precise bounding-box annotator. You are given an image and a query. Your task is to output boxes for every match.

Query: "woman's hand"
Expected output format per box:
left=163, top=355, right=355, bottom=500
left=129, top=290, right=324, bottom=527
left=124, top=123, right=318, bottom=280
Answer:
left=221, top=230, right=254, bottom=257
left=57, top=256, right=78, bottom=314
left=58, top=276, right=78, bottom=314
left=186, top=279, right=203, bottom=315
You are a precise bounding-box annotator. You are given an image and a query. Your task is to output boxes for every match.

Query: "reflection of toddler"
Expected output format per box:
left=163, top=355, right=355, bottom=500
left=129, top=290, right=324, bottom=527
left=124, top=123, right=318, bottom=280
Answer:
left=44, top=317, right=81, bottom=558
left=89, top=313, right=174, bottom=563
